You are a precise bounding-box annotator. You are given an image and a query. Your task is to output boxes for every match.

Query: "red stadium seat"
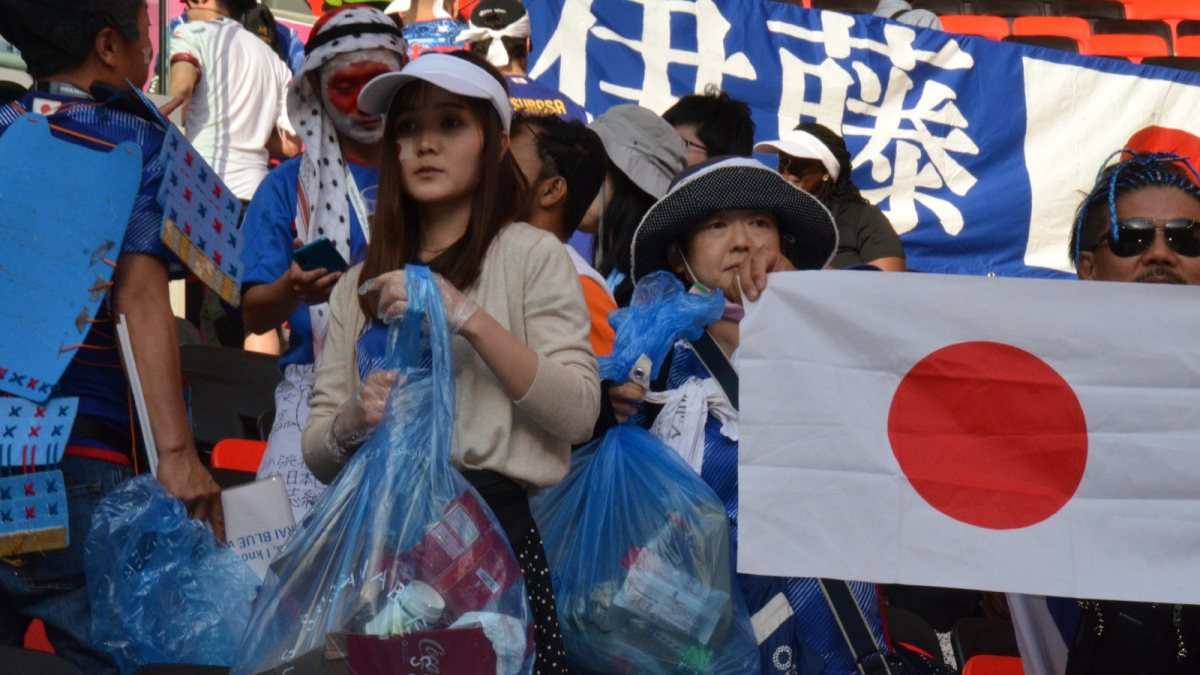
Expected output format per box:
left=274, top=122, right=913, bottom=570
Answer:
left=1177, top=35, right=1200, bottom=56
left=210, top=438, right=268, bottom=473
left=939, top=15, right=1011, bottom=40
left=23, top=619, right=53, bottom=653
left=1085, top=32, right=1170, bottom=58
left=1122, top=0, right=1200, bottom=22
left=1012, top=16, right=1092, bottom=45
left=962, top=655, right=1024, bottom=675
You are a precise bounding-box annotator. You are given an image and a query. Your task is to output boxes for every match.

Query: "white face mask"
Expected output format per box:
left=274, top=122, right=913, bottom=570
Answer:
left=318, top=50, right=404, bottom=145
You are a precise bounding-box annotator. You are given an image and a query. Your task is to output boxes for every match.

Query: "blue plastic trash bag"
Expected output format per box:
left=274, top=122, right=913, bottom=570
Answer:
left=84, top=474, right=260, bottom=674
left=232, top=266, right=533, bottom=675
left=601, top=271, right=723, bottom=384
left=532, top=424, right=760, bottom=674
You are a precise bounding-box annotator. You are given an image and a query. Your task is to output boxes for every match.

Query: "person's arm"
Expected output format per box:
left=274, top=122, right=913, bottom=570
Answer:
left=168, top=61, right=199, bottom=124
left=865, top=256, right=907, bottom=272
left=243, top=247, right=341, bottom=334
left=474, top=233, right=601, bottom=443
left=302, top=270, right=364, bottom=483
left=266, top=128, right=302, bottom=160
left=112, top=252, right=223, bottom=539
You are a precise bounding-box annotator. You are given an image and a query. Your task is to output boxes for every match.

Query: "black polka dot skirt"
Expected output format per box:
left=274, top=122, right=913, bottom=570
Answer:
left=512, top=522, right=572, bottom=675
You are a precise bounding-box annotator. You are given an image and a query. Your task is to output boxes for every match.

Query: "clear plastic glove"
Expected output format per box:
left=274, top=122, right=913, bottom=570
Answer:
left=329, top=370, right=402, bottom=458
left=360, top=269, right=480, bottom=332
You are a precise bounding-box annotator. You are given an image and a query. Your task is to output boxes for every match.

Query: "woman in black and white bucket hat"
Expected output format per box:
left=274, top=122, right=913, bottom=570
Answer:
left=609, top=156, right=891, bottom=674
left=630, top=155, right=838, bottom=289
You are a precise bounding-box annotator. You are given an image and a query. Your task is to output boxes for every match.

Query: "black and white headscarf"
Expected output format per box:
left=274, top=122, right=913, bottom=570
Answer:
left=287, top=7, right=406, bottom=356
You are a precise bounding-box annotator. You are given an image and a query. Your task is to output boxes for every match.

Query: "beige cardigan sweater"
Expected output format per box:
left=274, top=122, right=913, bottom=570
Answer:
left=301, top=222, right=600, bottom=488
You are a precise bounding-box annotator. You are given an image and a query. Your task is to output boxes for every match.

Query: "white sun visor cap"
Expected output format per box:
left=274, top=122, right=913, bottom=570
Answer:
left=357, top=53, right=513, bottom=132
left=754, top=129, right=841, bottom=182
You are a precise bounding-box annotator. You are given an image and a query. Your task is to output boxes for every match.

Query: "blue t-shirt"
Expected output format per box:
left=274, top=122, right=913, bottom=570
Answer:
left=0, top=89, right=177, bottom=448
left=506, top=75, right=588, bottom=123
left=239, top=155, right=376, bottom=368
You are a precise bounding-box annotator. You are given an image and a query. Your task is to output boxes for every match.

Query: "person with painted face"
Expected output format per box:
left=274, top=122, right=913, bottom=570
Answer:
left=302, top=51, right=599, bottom=673
left=239, top=6, right=407, bottom=522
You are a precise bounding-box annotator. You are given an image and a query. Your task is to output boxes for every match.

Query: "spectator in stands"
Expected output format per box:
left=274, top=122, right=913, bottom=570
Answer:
left=1070, top=151, right=1200, bottom=286
left=0, top=2, right=222, bottom=672
left=1056, top=151, right=1200, bottom=673
left=239, top=6, right=407, bottom=522
left=662, top=85, right=756, bottom=165
left=510, top=114, right=615, bottom=355
left=169, top=0, right=298, bottom=204
left=874, top=0, right=942, bottom=29
left=168, top=2, right=306, bottom=73
left=581, top=104, right=688, bottom=305
left=302, top=51, right=598, bottom=674
left=606, top=156, right=891, bottom=675
left=460, top=0, right=588, bottom=122
left=756, top=121, right=907, bottom=271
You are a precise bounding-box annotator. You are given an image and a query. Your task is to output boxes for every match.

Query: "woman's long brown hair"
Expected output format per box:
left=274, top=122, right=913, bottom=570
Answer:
left=357, top=53, right=526, bottom=319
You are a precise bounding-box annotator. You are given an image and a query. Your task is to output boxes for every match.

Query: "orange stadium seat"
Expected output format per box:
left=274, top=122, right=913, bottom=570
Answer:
left=1122, top=0, right=1200, bottom=21
left=24, top=619, right=53, bottom=653
left=1176, top=35, right=1200, bottom=56
left=210, top=438, right=268, bottom=473
left=1093, top=18, right=1174, bottom=50
left=1085, top=32, right=1170, bottom=58
left=939, top=15, right=1011, bottom=40
left=1012, top=16, right=1092, bottom=45
left=962, top=655, right=1024, bottom=675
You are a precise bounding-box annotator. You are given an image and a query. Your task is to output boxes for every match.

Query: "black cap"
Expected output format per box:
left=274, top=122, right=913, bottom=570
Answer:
left=469, top=0, right=527, bottom=29
left=0, top=0, right=138, bottom=59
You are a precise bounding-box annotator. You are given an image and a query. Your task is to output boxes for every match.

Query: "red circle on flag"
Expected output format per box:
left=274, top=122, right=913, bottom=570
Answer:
left=888, top=341, right=1088, bottom=530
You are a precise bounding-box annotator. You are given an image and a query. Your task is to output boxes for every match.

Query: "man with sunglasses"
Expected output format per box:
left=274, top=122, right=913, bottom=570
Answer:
left=1072, top=152, right=1200, bottom=286
left=1057, top=150, right=1200, bottom=673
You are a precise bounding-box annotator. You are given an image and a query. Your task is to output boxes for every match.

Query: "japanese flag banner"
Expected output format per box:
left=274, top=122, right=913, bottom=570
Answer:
left=738, top=271, right=1200, bottom=605
left=524, top=0, right=1200, bottom=278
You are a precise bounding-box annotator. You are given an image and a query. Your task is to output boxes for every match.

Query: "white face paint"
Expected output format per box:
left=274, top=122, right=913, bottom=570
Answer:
left=142, top=46, right=153, bottom=65
left=319, top=50, right=404, bottom=145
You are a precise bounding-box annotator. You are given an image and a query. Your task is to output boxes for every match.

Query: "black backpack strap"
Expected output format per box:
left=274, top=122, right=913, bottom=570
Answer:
left=889, top=8, right=909, bottom=19
left=689, top=331, right=738, bottom=411
left=817, top=578, right=894, bottom=675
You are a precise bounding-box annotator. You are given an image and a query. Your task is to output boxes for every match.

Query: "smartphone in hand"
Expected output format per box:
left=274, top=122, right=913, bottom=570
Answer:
left=292, top=237, right=348, bottom=273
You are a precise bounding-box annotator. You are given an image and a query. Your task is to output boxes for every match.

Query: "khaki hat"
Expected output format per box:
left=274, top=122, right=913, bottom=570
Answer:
left=589, top=104, right=687, bottom=199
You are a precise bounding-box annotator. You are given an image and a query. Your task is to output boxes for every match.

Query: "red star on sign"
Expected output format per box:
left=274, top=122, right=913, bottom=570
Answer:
left=214, top=250, right=223, bottom=265
left=213, top=217, right=223, bottom=234
left=213, top=183, right=222, bottom=199
left=184, top=187, right=193, bottom=202
left=184, top=222, right=192, bottom=236
left=185, top=152, right=193, bottom=166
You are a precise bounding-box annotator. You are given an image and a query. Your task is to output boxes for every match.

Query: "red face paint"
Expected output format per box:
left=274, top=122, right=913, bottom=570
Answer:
left=325, top=61, right=393, bottom=115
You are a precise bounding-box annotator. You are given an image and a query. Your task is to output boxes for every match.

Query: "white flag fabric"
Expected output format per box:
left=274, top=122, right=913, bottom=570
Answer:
left=739, top=271, right=1200, bottom=604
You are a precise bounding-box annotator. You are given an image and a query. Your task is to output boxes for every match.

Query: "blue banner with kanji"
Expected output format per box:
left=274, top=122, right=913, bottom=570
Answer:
left=525, top=0, right=1200, bottom=277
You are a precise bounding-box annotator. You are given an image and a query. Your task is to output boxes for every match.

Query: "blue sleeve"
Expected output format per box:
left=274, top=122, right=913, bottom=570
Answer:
left=240, top=160, right=300, bottom=288
left=278, top=25, right=306, bottom=74
left=120, top=130, right=171, bottom=259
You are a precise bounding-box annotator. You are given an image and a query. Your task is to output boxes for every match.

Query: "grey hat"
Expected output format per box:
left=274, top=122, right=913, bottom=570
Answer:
left=631, top=156, right=838, bottom=281
left=589, top=104, right=687, bottom=199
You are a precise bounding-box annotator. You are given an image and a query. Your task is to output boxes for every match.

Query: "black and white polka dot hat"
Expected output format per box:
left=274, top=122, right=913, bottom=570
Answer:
left=630, top=156, right=838, bottom=281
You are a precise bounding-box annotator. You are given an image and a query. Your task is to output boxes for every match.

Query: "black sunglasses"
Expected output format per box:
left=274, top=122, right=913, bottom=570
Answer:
left=1092, top=218, right=1200, bottom=258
